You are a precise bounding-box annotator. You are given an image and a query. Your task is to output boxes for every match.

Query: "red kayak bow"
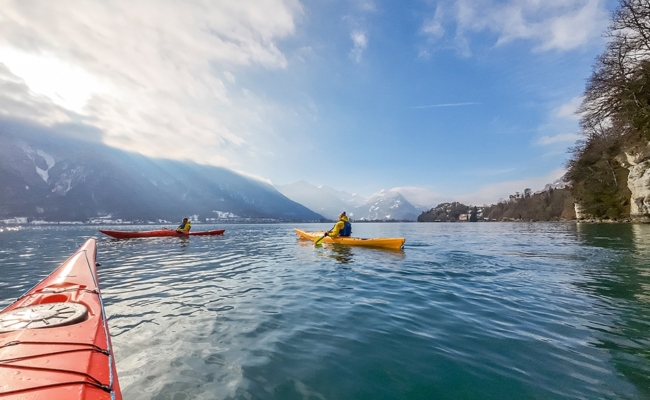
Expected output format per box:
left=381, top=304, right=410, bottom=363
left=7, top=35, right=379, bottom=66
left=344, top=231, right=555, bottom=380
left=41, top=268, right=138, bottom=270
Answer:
left=0, top=238, right=122, bottom=399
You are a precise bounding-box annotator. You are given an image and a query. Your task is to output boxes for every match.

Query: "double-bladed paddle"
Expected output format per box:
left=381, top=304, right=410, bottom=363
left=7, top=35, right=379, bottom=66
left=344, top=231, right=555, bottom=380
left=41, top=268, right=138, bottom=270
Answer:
left=314, top=232, right=328, bottom=246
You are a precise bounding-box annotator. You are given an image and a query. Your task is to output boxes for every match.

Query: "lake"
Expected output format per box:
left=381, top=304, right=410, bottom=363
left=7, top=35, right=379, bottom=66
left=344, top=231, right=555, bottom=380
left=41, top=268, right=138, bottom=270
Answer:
left=1, top=222, right=649, bottom=399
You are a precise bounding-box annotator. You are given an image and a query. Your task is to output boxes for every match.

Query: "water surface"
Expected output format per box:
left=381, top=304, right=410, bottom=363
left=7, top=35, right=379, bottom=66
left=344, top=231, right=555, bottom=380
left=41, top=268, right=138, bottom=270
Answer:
left=1, top=222, right=649, bottom=399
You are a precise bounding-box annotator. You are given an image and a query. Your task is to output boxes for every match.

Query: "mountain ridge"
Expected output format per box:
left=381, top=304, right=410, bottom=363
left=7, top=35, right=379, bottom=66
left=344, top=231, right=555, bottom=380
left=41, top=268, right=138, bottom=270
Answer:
left=275, top=181, right=421, bottom=221
left=0, top=122, right=324, bottom=223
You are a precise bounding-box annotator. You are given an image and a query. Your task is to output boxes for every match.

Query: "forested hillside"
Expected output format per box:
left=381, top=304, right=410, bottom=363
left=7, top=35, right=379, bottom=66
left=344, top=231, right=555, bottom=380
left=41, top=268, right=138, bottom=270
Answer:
left=565, top=0, right=650, bottom=220
left=417, top=202, right=472, bottom=222
left=482, top=188, right=575, bottom=221
left=418, top=188, right=575, bottom=222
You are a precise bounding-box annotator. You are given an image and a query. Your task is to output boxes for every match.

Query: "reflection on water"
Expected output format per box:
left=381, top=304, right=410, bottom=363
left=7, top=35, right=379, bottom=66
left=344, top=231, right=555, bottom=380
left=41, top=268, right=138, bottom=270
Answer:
left=574, top=223, right=650, bottom=398
left=632, top=224, right=650, bottom=257
left=575, top=222, right=636, bottom=250
left=327, top=244, right=354, bottom=264
left=320, top=243, right=406, bottom=265
left=107, top=235, right=192, bottom=250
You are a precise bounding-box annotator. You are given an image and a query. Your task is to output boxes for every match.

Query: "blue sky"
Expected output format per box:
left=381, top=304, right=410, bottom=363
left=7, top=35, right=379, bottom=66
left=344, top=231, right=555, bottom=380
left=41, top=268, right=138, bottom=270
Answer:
left=0, top=0, right=619, bottom=207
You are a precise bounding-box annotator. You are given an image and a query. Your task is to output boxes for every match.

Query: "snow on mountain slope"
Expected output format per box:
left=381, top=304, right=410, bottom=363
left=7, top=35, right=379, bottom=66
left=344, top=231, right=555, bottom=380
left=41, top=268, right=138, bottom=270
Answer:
left=276, top=182, right=420, bottom=221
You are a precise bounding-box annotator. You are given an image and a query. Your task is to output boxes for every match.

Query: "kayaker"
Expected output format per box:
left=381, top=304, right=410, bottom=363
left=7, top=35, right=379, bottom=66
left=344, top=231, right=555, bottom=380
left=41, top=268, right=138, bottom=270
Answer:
left=324, top=211, right=352, bottom=237
left=176, top=217, right=192, bottom=233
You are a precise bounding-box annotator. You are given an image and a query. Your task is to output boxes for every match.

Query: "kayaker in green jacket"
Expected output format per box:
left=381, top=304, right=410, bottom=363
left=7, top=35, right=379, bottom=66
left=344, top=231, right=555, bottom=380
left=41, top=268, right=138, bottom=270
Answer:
left=176, top=217, right=191, bottom=233
left=325, top=212, right=352, bottom=237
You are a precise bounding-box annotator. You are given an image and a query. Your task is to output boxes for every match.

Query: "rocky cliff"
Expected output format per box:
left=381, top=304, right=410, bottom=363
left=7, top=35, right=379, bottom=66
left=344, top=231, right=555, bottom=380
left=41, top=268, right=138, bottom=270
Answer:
left=619, top=142, right=650, bottom=220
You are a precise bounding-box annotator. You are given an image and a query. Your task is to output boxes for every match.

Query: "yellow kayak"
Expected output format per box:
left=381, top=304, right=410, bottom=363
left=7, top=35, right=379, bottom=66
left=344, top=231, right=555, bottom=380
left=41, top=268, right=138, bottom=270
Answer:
left=295, top=228, right=405, bottom=250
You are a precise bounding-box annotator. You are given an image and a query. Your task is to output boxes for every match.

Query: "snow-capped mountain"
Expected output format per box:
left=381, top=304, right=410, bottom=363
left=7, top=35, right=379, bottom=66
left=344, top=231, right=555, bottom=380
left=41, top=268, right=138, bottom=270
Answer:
left=0, top=122, right=324, bottom=222
left=276, top=181, right=420, bottom=221
left=542, top=178, right=568, bottom=192
left=354, top=190, right=420, bottom=221
left=274, top=180, right=365, bottom=220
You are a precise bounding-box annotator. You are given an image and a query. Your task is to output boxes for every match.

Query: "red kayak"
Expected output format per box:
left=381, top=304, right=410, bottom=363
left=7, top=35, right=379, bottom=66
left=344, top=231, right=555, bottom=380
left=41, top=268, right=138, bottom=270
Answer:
left=99, top=228, right=225, bottom=239
left=0, top=238, right=121, bottom=399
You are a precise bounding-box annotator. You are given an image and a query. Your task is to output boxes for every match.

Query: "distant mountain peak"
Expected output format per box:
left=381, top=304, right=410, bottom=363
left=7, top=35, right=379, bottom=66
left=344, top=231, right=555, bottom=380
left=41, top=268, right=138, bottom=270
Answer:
left=542, top=178, right=568, bottom=193
left=276, top=181, right=420, bottom=221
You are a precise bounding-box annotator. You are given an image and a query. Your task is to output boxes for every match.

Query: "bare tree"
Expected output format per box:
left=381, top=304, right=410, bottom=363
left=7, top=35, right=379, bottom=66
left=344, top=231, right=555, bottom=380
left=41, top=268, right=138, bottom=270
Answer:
left=566, top=0, right=649, bottom=219
left=579, top=0, right=650, bottom=140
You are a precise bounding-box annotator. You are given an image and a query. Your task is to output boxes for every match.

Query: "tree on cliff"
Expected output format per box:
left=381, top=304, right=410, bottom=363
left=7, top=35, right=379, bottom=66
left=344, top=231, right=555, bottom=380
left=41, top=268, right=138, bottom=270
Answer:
left=482, top=188, right=574, bottom=221
left=565, top=0, right=649, bottom=219
left=416, top=189, right=574, bottom=222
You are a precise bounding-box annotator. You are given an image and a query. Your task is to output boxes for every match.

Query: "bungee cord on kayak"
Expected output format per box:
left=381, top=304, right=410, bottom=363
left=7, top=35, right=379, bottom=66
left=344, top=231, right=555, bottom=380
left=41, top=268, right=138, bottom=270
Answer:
left=0, top=239, right=122, bottom=399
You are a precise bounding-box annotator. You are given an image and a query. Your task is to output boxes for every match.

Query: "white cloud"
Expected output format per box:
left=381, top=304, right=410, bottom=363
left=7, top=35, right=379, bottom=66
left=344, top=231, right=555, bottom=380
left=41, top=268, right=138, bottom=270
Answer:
left=538, top=0, right=605, bottom=51
left=390, top=186, right=446, bottom=208
left=533, top=96, right=584, bottom=147
left=554, top=96, right=583, bottom=119
left=422, top=0, right=609, bottom=53
left=393, top=168, right=566, bottom=208
left=421, top=6, right=445, bottom=41
left=473, top=168, right=517, bottom=177
left=411, top=102, right=480, bottom=109
left=350, top=30, right=368, bottom=64
left=538, top=133, right=582, bottom=145
left=0, top=0, right=303, bottom=171
left=456, top=168, right=567, bottom=205
left=356, top=0, right=377, bottom=12
left=223, top=71, right=236, bottom=84
left=0, top=64, right=72, bottom=125
left=543, top=150, right=570, bottom=158
left=0, top=48, right=111, bottom=113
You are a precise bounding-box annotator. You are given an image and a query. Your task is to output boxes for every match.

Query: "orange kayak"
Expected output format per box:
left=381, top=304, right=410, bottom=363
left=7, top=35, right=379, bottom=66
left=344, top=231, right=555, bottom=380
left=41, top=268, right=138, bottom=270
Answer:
left=99, top=228, right=225, bottom=239
left=295, top=228, right=406, bottom=249
left=0, top=238, right=122, bottom=399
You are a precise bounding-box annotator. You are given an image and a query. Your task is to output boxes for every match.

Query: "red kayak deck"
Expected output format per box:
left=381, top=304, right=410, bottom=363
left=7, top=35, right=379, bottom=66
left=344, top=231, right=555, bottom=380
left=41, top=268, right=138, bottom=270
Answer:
left=0, top=239, right=122, bottom=399
left=99, top=228, right=225, bottom=239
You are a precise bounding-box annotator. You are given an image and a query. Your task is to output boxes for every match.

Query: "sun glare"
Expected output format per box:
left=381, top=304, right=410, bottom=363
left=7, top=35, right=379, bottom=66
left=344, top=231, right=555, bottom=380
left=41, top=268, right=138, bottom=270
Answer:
left=0, top=48, right=107, bottom=113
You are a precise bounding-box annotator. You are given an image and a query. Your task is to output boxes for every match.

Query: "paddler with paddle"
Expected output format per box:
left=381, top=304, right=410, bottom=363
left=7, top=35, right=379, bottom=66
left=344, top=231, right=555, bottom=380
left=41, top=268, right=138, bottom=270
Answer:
left=176, top=217, right=192, bottom=233
left=315, top=211, right=351, bottom=245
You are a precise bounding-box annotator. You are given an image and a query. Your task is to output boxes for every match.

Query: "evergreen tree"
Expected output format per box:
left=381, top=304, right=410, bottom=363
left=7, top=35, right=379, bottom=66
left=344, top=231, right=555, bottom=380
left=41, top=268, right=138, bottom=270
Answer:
left=469, top=206, right=478, bottom=222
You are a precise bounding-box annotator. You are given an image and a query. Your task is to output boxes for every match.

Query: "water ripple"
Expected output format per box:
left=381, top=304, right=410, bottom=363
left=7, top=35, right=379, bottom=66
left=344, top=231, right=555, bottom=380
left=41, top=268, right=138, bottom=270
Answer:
left=1, top=223, right=650, bottom=399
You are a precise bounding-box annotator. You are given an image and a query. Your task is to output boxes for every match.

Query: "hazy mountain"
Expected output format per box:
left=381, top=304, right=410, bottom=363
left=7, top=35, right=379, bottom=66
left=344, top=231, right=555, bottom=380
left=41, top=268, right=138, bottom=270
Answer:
left=0, top=121, right=324, bottom=222
left=354, top=190, right=420, bottom=221
left=276, top=181, right=420, bottom=221
left=541, top=178, right=568, bottom=192
left=275, top=180, right=365, bottom=220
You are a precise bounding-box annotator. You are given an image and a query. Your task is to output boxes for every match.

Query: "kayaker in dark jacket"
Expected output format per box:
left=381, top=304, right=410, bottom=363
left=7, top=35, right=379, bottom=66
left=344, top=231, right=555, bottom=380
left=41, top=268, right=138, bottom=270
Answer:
left=325, top=212, right=351, bottom=237
left=176, top=217, right=191, bottom=233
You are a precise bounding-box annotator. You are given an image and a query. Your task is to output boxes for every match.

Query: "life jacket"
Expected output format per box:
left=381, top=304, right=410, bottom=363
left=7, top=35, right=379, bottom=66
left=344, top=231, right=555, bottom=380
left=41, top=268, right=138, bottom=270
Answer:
left=340, top=220, right=352, bottom=236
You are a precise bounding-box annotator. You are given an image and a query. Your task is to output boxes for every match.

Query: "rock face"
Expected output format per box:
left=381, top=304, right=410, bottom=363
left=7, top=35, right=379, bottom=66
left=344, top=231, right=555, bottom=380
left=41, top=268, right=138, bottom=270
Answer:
left=619, top=142, right=650, bottom=220
left=574, top=203, right=587, bottom=220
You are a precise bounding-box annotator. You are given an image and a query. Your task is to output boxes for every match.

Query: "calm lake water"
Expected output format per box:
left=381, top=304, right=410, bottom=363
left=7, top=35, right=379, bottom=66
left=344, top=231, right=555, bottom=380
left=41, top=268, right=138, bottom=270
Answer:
left=1, top=222, right=649, bottom=399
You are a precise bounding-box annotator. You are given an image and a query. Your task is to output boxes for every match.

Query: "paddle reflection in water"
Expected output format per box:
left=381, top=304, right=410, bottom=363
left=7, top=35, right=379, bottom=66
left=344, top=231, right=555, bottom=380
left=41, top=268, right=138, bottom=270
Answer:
left=322, top=243, right=406, bottom=265
left=328, top=244, right=354, bottom=264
